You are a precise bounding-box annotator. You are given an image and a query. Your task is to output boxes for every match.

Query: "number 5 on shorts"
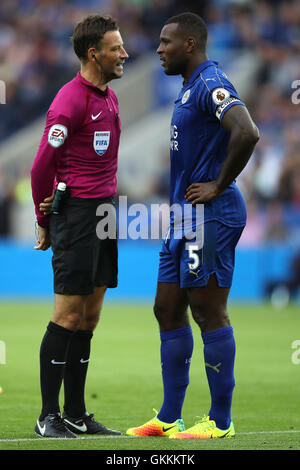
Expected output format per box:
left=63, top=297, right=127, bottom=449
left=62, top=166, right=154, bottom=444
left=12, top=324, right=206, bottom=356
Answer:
left=187, top=245, right=201, bottom=270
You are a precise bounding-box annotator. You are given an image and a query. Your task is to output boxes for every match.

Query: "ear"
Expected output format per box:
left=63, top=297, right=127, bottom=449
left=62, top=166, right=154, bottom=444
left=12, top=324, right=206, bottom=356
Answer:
left=88, top=47, right=97, bottom=62
left=184, top=36, right=196, bottom=53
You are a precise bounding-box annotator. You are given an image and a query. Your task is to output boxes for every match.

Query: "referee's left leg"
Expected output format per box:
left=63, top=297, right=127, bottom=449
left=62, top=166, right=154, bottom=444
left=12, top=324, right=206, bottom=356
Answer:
left=59, top=287, right=107, bottom=420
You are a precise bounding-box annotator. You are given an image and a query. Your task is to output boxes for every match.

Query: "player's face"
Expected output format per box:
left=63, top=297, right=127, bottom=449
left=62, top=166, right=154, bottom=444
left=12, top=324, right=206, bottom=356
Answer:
left=157, top=23, right=188, bottom=76
left=97, top=30, right=128, bottom=80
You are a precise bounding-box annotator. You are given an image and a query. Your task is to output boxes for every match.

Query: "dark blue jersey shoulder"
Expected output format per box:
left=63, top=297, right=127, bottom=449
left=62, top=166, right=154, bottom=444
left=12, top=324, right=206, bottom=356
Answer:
left=194, top=62, right=245, bottom=121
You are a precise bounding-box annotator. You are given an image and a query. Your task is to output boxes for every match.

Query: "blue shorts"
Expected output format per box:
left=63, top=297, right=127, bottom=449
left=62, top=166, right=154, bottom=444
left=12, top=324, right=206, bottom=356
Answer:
left=157, top=221, right=244, bottom=288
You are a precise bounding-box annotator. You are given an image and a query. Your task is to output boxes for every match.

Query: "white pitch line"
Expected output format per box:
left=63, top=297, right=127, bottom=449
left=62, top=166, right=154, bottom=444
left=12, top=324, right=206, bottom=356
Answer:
left=238, top=430, right=300, bottom=435
left=0, top=435, right=138, bottom=443
left=0, top=430, right=300, bottom=443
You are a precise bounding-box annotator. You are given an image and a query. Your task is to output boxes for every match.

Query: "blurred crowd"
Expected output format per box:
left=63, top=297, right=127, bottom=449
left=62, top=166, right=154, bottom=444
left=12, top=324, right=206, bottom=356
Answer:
left=0, top=0, right=299, bottom=247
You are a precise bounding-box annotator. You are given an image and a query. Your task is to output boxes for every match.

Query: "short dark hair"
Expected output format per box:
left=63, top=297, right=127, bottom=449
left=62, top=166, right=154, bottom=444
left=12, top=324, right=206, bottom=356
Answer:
left=72, top=15, right=119, bottom=62
left=165, top=12, right=207, bottom=51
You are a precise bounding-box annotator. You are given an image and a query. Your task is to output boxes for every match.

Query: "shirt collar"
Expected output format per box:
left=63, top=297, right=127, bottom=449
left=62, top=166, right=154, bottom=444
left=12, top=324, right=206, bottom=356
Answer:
left=183, top=60, right=218, bottom=87
left=76, top=72, right=108, bottom=96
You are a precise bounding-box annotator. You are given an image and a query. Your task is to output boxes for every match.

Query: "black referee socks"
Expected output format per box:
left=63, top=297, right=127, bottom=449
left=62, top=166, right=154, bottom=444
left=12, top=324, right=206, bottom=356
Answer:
left=39, top=321, right=73, bottom=420
left=63, top=329, right=93, bottom=419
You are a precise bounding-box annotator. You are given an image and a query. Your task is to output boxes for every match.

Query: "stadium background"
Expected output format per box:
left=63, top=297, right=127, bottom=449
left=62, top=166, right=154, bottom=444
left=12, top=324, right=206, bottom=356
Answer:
left=0, top=0, right=299, bottom=306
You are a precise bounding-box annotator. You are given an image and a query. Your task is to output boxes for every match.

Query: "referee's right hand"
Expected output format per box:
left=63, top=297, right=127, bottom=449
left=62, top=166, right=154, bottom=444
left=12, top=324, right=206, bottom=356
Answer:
left=34, top=225, right=51, bottom=251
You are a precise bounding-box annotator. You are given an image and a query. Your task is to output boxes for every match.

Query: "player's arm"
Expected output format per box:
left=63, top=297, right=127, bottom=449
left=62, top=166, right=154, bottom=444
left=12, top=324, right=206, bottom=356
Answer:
left=185, top=105, right=259, bottom=204
left=215, top=104, right=259, bottom=193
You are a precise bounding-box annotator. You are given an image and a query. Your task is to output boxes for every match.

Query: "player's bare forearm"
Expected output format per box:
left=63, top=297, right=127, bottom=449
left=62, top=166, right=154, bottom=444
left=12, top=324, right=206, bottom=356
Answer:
left=216, top=105, right=259, bottom=193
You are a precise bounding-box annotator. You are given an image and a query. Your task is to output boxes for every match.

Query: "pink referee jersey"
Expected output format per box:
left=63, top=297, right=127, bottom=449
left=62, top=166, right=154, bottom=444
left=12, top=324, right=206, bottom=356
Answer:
left=31, top=72, right=121, bottom=227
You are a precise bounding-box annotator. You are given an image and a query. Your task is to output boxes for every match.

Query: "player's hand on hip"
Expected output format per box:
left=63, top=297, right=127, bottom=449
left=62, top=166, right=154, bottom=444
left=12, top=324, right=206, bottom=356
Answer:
left=39, top=192, right=54, bottom=215
left=34, top=225, right=51, bottom=251
left=185, top=181, right=221, bottom=205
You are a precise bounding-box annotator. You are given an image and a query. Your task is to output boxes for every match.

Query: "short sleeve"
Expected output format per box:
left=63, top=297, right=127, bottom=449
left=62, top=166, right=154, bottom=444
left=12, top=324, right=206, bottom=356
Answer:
left=197, top=69, right=245, bottom=121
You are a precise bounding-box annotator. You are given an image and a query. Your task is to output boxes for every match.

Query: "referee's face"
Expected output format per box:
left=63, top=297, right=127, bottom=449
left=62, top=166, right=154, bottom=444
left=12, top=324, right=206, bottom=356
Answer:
left=157, top=23, right=188, bottom=76
left=96, top=30, right=128, bottom=81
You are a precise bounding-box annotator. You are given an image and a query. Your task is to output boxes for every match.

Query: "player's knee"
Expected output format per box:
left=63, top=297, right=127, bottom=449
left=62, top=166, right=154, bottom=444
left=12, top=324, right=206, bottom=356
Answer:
left=153, top=301, right=165, bottom=324
left=54, top=311, right=83, bottom=331
left=82, top=287, right=106, bottom=330
left=191, top=307, right=208, bottom=330
left=153, top=300, right=176, bottom=329
left=79, top=312, right=100, bottom=331
left=191, top=305, right=230, bottom=332
left=153, top=301, right=188, bottom=330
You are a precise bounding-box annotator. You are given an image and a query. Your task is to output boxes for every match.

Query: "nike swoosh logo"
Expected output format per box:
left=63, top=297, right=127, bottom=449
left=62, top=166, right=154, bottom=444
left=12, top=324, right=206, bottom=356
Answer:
left=36, top=420, right=46, bottom=436
left=64, top=419, right=87, bottom=433
left=219, top=430, right=231, bottom=438
left=91, top=111, right=102, bottom=120
left=80, top=358, right=90, bottom=363
left=51, top=359, right=66, bottom=365
left=162, top=425, right=176, bottom=432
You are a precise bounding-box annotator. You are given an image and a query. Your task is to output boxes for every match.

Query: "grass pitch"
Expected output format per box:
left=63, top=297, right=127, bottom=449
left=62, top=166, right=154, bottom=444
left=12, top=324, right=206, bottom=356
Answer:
left=0, top=301, right=300, bottom=452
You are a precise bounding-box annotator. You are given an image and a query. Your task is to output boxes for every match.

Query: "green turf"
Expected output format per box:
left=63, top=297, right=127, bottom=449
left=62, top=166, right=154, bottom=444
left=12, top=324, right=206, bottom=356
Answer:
left=0, top=301, right=300, bottom=451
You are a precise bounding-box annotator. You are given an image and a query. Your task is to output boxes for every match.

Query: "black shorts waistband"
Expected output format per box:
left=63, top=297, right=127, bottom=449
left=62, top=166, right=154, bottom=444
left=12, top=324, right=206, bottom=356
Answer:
left=71, top=196, right=115, bottom=203
left=66, top=196, right=115, bottom=208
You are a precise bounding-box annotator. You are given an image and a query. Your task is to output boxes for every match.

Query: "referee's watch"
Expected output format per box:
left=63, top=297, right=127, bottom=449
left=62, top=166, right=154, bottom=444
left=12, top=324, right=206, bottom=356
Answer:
left=36, top=221, right=48, bottom=229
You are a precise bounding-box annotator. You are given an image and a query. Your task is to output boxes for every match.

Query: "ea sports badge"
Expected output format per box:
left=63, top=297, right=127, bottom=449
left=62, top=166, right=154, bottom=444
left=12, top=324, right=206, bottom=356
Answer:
left=48, top=124, right=68, bottom=148
left=212, top=88, right=230, bottom=105
left=182, top=89, right=190, bottom=104
left=94, top=131, right=110, bottom=156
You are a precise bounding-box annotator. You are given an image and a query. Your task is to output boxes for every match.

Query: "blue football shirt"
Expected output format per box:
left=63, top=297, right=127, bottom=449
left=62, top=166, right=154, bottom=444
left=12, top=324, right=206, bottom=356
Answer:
left=169, top=60, right=247, bottom=229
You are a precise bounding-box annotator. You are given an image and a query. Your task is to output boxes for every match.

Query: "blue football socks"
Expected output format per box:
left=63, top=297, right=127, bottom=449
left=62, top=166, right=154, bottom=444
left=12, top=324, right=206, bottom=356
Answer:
left=202, top=325, right=236, bottom=430
left=158, top=326, right=194, bottom=423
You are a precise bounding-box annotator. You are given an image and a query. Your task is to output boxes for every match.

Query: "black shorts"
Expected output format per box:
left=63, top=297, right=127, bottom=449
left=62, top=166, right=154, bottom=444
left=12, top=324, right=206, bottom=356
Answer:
left=49, top=197, right=118, bottom=295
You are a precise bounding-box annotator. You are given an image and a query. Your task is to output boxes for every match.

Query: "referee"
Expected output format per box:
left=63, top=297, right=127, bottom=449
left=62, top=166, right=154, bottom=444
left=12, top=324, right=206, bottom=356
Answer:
left=31, top=15, right=128, bottom=438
